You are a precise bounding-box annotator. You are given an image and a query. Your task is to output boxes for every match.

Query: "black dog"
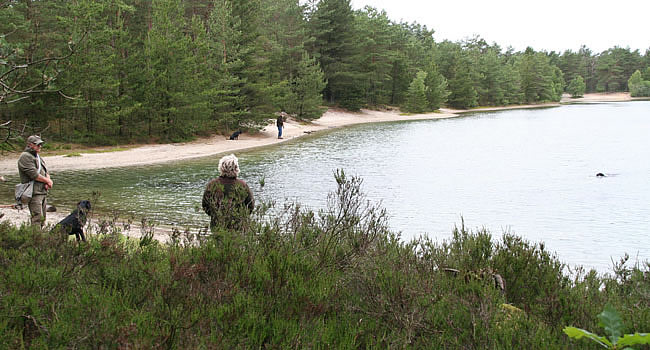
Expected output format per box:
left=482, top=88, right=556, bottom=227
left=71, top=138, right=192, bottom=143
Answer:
left=229, top=130, right=242, bottom=140
left=53, top=200, right=91, bottom=242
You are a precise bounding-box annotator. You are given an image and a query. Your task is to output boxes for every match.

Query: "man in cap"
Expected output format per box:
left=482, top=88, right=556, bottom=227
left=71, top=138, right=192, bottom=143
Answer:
left=17, top=135, right=53, bottom=227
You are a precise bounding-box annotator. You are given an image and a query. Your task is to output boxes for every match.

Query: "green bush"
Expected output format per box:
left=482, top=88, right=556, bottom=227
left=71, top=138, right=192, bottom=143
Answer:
left=628, top=70, right=650, bottom=97
left=567, top=75, right=586, bottom=98
left=1, top=173, right=648, bottom=348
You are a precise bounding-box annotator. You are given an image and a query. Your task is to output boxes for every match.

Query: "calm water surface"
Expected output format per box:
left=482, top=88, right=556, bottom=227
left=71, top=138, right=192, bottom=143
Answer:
left=2, top=102, right=649, bottom=272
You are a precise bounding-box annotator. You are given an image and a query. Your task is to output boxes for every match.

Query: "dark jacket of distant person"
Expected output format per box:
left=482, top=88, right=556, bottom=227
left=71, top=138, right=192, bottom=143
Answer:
left=202, top=154, right=254, bottom=230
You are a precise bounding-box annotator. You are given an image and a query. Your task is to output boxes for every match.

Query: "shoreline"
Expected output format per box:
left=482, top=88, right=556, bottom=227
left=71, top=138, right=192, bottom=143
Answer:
left=0, top=92, right=636, bottom=232
left=0, top=92, right=637, bottom=175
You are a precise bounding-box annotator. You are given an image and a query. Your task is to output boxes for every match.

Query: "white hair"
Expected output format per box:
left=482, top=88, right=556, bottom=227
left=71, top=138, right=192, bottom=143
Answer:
left=218, top=154, right=240, bottom=178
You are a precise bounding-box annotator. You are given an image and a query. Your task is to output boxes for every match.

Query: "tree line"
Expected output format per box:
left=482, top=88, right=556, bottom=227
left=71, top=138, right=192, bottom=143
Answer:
left=1, top=0, right=649, bottom=145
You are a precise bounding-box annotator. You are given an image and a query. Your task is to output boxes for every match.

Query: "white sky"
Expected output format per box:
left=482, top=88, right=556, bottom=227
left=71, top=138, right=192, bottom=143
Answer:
left=350, top=0, right=650, bottom=53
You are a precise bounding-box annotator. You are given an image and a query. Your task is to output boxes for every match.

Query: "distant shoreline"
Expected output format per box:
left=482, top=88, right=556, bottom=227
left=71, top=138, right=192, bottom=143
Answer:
left=0, top=92, right=637, bottom=231
left=0, top=92, right=635, bottom=175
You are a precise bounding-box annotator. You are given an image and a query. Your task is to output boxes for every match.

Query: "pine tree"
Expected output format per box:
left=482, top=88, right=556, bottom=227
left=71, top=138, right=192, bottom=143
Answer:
left=258, top=0, right=309, bottom=82
left=290, top=52, right=326, bottom=120
left=595, top=47, right=642, bottom=92
left=403, top=70, right=428, bottom=113
left=355, top=7, right=397, bottom=106
left=447, top=63, right=478, bottom=109
left=516, top=48, right=561, bottom=103
left=628, top=70, right=650, bottom=97
left=62, top=0, right=151, bottom=142
left=392, top=22, right=436, bottom=106
left=308, top=0, right=364, bottom=110
left=557, top=46, right=595, bottom=93
left=206, top=0, right=247, bottom=131
left=550, top=65, right=565, bottom=101
left=144, top=0, right=207, bottom=141
left=423, top=61, right=449, bottom=110
left=567, top=76, right=586, bottom=97
left=643, top=67, right=650, bottom=81
left=206, top=0, right=270, bottom=131
left=1, top=0, right=72, bottom=128
left=435, top=41, right=478, bottom=109
left=501, top=62, right=523, bottom=105
left=257, top=0, right=312, bottom=115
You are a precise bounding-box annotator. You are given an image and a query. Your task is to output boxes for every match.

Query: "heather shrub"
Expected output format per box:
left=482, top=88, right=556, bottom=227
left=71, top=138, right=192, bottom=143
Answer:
left=1, top=172, right=648, bottom=348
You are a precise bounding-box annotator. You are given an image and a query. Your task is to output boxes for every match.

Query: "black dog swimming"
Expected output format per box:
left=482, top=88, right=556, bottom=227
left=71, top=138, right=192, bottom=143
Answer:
left=596, top=172, right=606, bottom=177
left=229, top=130, right=242, bottom=140
left=53, top=200, right=91, bottom=242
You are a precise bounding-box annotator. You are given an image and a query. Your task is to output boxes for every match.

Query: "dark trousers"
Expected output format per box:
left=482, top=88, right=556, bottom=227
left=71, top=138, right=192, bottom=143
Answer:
left=28, top=194, right=47, bottom=227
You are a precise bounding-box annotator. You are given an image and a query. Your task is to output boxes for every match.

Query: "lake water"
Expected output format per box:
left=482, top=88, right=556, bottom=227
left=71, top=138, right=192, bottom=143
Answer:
left=2, top=102, right=649, bottom=272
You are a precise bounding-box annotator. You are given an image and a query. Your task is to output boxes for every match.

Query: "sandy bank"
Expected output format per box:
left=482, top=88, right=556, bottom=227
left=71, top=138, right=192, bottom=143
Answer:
left=561, top=92, right=638, bottom=103
left=0, top=108, right=458, bottom=175
left=0, top=92, right=635, bottom=175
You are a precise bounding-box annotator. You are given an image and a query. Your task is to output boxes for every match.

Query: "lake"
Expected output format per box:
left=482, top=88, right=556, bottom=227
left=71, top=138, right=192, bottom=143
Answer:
left=2, top=101, right=649, bottom=272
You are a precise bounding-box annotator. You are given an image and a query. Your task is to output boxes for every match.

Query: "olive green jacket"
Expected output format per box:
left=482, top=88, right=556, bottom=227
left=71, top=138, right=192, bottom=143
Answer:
left=202, top=176, right=254, bottom=229
left=17, top=148, right=49, bottom=195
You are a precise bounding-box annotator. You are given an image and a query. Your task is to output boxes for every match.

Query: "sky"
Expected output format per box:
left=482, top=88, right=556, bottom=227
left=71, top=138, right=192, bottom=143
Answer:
left=350, top=0, right=650, bottom=54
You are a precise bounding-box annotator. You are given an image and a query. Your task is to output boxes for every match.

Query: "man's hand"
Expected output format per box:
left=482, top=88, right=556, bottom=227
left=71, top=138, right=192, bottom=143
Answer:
left=40, top=174, right=53, bottom=190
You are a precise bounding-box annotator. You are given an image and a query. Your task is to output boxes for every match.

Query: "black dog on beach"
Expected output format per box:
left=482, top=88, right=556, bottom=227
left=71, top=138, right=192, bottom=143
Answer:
left=229, top=130, right=242, bottom=140
left=53, top=200, right=91, bottom=242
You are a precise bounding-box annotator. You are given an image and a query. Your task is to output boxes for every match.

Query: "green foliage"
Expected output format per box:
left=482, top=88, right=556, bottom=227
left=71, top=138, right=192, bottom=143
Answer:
left=595, top=47, right=643, bottom=93
left=424, top=61, right=449, bottom=110
left=354, top=7, right=399, bottom=107
left=642, top=67, right=650, bottom=82
left=568, top=75, right=587, bottom=98
left=288, top=52, right=327, bottom=120
left=447, top=64, right=479, bottom=109
left=403, top=70, right=429, bottom=113
left=516, top=48, right=564, bottom=103
left=142, top=0, right=212, bottom=142
left=1, top=0, right=645, bottom=145
left=564, top=304, right=650, bottom=348
left=0, top=1, right=71, bottom=106
left=1, top=172, right=649, bottom=348
left=557, top=46, right=597, bottom=93
left=628, top=70, right=650, bottom=97
left=310, top=0, right=362, bottom=109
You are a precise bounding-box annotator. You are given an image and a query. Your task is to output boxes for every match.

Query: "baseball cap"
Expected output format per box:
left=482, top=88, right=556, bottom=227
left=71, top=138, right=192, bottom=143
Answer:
left=26, top=135, right=44, bottom=145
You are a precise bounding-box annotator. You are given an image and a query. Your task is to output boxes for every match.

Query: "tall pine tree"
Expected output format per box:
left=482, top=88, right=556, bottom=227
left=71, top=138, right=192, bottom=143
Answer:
left=309, top=0, right=364, bottom=110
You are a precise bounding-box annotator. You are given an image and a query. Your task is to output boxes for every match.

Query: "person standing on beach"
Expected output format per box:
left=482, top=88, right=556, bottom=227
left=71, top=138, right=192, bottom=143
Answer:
left=17, top=135, right=53, bottom=227
left=202, top=154, right=255, bottom=231
left=276, top=114, right=284, bottom=139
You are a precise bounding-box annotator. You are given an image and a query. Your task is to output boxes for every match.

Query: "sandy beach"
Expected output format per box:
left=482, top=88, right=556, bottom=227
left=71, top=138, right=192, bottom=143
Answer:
left=0, top=92, right=635, bottom=233
left=0, top=107, right=457, bottom=175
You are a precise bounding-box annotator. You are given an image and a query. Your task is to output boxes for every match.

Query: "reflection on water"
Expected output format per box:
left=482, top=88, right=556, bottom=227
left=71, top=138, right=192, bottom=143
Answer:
left=1, top=102, right=649, bottom=272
